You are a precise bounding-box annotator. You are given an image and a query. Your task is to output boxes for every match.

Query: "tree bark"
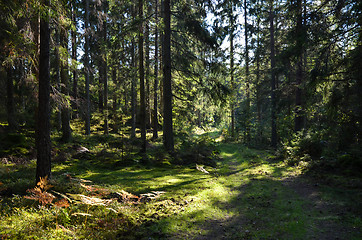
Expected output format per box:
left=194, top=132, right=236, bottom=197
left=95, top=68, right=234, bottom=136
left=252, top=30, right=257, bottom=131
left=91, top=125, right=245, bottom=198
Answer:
left=244, top=0, right=250, bottom=144
left=270, top=1, right=277, bottom=149
left=103, top=2, right=108, bottom=135
left=229, top=1, right=235, bottom=138
left=98, top=24, right=104, bottom=113
left=31, top=14, right=40, bottom=83
left=131, top=4, right=136, bottom=139
left=55, top=29, right=61, bottom=130
left=60, top=26, right=72, bottom=142
left=84, top=0, right=91, bottom=135
left=295, top=0, right=304, bottom=132
left=112, top=63, right=118, bottom=132
left=71, top=2, right=77, bottom=100
left=36, top=0, right=51, bottom=183
left=162, top=0, right=174, bottom=152
left=139, top=0, right=146, bottom=152
left=145, top=1, right=151, bottom=129
left=153, top=0, right=159, bottom=139
left=6, top=66, right=16, bottom=130
left=256, top=0, right=262, bottom=143
left=131, top=42, right=136, bottom=138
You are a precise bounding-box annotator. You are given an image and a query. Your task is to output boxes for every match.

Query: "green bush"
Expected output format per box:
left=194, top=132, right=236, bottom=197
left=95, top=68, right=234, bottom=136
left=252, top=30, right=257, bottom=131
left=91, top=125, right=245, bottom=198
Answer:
left=282, top=130, right=362, bottom=176
left=0, top=133, right=33, bottom=159
left=174, top=134, right=218, bottom=167
left=282, top=130, right=323, bottom=166
left=335, top=145, right=362, bottom=176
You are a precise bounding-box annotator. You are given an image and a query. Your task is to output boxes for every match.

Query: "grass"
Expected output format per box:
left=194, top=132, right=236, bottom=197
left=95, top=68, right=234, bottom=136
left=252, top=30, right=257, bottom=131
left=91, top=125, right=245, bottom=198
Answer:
left=0, top=129, right=361, bottom=239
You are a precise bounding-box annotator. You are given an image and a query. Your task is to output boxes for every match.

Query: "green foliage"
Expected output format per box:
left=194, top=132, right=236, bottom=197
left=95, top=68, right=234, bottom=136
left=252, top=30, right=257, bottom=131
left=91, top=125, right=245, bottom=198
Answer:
left=280, top=130, right=323, bottom=166
left=0, top=0, right=361, bottom=237
left=0, top=133, right=26, bottom=149
left=1, top=138, right=361, bottom=239
left=310, top=145, right=362, bottom=177
left=0, top=132, right=34, bottom=160
left=279, top=128, right=362, bottom=177
left=335, top=151, right=362, bottom=176
left=174, top=132, right=219, bottom=167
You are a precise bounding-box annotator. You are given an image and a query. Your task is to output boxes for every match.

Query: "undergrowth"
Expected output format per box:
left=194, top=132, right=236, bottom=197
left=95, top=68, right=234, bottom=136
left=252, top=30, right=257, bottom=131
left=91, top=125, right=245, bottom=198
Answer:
left=0, top=124, right=361, bottom=239
left=279, top=130, right=362, bottom=178
left=0, top=123, right=221, bottom=239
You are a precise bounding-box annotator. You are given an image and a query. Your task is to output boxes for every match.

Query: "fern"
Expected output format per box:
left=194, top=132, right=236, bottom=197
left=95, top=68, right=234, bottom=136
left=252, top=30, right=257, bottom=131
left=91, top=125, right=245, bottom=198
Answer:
left=24, top=176, right=70, bottom=208
left=25, top=177, right=55, bottom=206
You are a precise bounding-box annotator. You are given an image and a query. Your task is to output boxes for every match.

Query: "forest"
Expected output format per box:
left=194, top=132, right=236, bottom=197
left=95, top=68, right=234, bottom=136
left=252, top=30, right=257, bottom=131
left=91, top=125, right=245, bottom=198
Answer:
left=0, top=0, right=361, bottom=239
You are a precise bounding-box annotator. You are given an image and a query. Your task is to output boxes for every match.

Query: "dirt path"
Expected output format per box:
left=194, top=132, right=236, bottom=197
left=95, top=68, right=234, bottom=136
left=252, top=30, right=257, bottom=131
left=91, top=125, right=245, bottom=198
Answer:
left=282, top=176, right=360, bottom=240
left=182, top=145, right=361, bottom=240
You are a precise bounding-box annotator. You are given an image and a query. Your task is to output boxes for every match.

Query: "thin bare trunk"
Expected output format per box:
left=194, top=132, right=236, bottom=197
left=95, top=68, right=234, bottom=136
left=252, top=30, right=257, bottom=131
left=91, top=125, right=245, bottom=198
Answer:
left=98, top=25, right=104, bottom=113
left=256, top=0, right=262, bottom=142
left=153, top=0, right=159, bottom=139
left=295, top=0, right=304, bottom=132
left=103, top=3, right=108, bottom=135
left=270, top=1, right=277, bottom=149
left=84, top=0, right=91, bottom=135
left=55, top=29, right=61, bottom=130
left=145, top=1, right=151, bottom=129
left=139, top=0, right=146, bottom=152
left=162, top=0, right=174, bottom=151
left=72, top=2, right=77, bottom=100
left=60, top=27, right=72, bottom=142
left=244, top=0, right=250, bottom=143
left=6, top=66, right=16, bottom=130
left=229, top=2, right=235, bottom=138
left=131, top=4, right=137, bottom=138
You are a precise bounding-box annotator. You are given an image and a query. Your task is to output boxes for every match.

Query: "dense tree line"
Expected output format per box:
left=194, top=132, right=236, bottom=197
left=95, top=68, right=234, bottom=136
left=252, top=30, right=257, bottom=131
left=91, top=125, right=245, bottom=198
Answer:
left=0, top=0, right=361, bottom=182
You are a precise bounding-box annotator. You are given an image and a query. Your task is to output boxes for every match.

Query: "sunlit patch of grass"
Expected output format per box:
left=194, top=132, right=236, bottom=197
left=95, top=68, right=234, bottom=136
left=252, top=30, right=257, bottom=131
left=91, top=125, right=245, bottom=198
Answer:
left=170, top=143, right=311, bottom=239
left=148, top=177, right=236, bottom=237
left=1, top=128, right=360, bottom=239
left=0, top=205, right=77, bottom=239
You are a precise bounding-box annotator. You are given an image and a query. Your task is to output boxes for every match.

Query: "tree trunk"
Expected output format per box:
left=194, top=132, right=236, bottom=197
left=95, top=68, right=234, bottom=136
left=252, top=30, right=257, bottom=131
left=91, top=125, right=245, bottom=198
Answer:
left=71, top=2, right=77, bottom=101
left=6, top=66, right=16, bottom=130
left=36, top=0, right=51, bottom=183
left=60, top=27, right=72, bottom=142
left=295, top=0, right=304, bottom=132
left=139, top=0, right=146, bottom=152
left=32, top=14, right=40, bottom=83
left=256, top=0, right=262, bottom=143
left=98, top=71, right=104, bottom=112
left=131, top=4, right=137, bottom=139
left=84, top=0, right=91, bottom=135
left=103, top=3, right=108, bottom=135
left=131, top=41, right=136, bottom=138
left=270, top=1, right=277, bottom=149
left=162, top=0, right=174, bottom=152
left=229, top=2, right=235, bottom=138
left=145, top=1, right=151, bottom=129
left=55, top=29, right=61, bottom=130
left=112, top=63, right=118, bottom=132
left=153, top=0, right=159, bottom=139
left=98, top=25, right=104, bottom=113
left=244, top=0, right=250, bottom=144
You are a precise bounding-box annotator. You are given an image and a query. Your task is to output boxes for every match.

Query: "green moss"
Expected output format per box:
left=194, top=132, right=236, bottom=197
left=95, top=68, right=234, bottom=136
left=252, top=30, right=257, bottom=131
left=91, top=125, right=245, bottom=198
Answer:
left=0, top=130, right=360, bottom=239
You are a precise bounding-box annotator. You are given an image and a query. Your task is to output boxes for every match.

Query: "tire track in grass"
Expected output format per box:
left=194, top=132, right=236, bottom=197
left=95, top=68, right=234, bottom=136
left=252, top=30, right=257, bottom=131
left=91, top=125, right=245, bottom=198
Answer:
left=185, top=143, right=361, bottom=240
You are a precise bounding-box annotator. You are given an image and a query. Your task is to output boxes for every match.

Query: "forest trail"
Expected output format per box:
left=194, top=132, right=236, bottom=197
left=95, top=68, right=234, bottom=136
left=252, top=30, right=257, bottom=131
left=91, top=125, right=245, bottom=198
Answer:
left=1, top=137, right=360, bottom=239
left=175, top=143, right=361, bottom=240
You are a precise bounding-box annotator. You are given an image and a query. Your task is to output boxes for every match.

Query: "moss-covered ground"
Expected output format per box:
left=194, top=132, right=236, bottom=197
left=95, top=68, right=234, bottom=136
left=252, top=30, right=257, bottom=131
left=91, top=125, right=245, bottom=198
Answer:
left=0, top=129, right=361, bottom=239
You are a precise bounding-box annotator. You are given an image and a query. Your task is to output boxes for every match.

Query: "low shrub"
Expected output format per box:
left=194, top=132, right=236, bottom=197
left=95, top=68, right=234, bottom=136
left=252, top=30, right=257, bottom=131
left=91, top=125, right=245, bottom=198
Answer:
left=174, top=134, right=218, bottom=167
left=281, top=130, right=323, bottom=166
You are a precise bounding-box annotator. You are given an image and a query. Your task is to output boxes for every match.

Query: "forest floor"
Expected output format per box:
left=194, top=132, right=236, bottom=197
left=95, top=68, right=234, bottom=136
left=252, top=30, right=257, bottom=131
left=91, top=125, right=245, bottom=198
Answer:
left=0, top=130, right=361, bottom=239
left=183, top=143, right=361, bottom=240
